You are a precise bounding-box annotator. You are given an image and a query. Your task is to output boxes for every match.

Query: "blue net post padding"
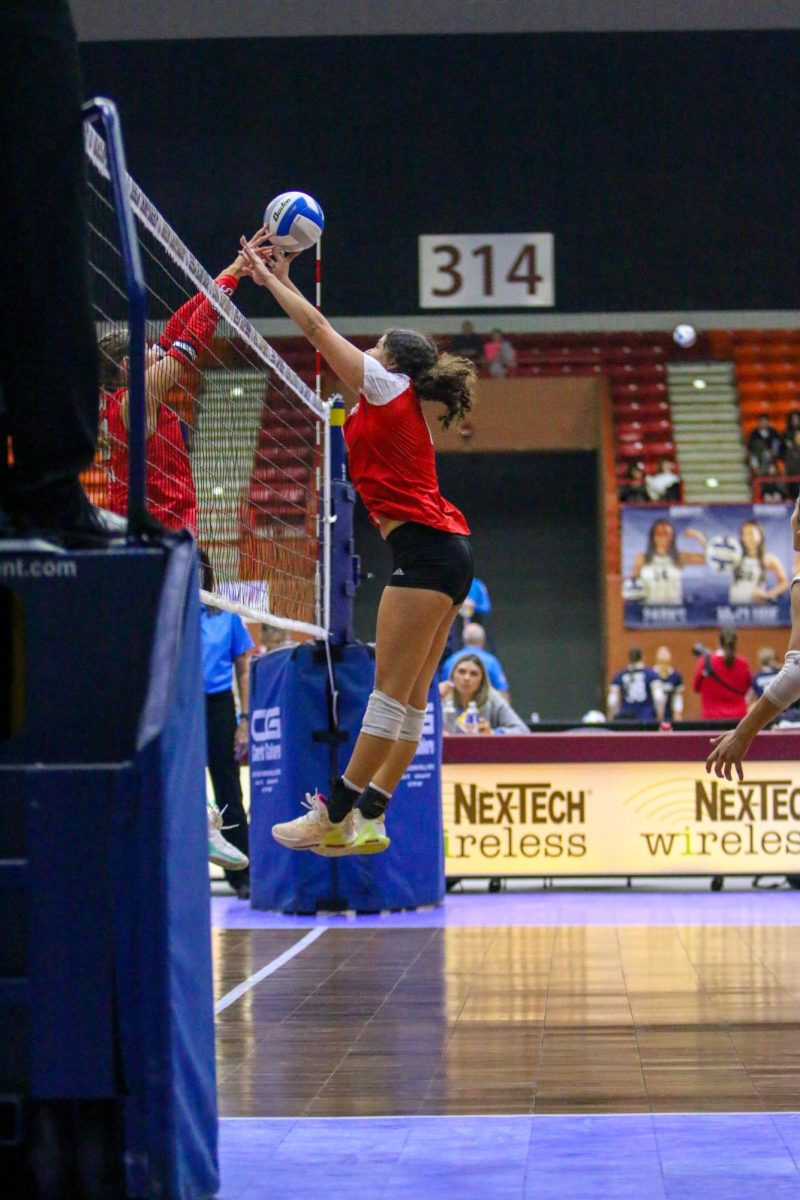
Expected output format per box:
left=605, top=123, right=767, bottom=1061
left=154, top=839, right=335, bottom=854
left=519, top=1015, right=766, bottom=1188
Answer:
left=0, top=539, right=218, bottom=1199
left=326, top=398, right=360, bottom=644
left=249, top=642, right=445, bottom=913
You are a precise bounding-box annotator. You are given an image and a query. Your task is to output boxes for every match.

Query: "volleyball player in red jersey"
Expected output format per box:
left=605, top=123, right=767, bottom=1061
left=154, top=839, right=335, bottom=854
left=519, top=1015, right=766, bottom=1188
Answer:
left=238, top=232, right=477, bottom=855
left=97, top=235, right=262, bottom=533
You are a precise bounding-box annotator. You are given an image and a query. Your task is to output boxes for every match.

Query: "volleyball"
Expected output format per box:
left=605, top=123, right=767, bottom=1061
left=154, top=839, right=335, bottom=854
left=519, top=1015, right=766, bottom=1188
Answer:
left=263, top=191, right=324, bottom=253
left=705, top=534, right=742, bottom=573
left=673, top=323, right=697, bottom=348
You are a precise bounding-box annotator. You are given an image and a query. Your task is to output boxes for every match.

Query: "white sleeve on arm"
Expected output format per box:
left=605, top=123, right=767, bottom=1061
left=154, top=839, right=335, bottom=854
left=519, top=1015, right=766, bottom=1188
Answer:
left=361, top=353, right=410, bottom=406
left=764, top=651, right=800, bottom=710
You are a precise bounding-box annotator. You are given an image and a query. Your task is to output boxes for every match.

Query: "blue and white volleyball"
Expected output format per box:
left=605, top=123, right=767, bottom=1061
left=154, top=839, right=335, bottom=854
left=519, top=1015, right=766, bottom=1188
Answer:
left=673, top=323, right=697, bottom=348
left=705, top=534, right=742, bottom=573
left=264, top=191, right=324, bottom=253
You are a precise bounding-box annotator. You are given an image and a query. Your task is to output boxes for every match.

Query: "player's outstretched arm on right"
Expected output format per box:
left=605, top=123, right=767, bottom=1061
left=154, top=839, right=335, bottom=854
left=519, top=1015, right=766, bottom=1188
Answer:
left=706, top=576, right=800, bottom=781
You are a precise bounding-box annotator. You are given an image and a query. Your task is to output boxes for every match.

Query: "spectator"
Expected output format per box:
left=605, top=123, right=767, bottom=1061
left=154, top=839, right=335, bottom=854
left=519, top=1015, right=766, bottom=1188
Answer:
left=782, top=430, right=800, bottom=497
left=645, top=459, right=682, bottom=503
left=759, top=462, right=789, bottom=503
left=782, top=410, right=800, bottom=460
left=693, top=627, right=751, bottom=721
left=607, top=646, right=664, bottom=722
left=439, top=654, right=528, bottom=734
left=749, top=646, right=778, bottom=711
left=200, top=553, right=254, bottom=898
left=440, top=621, right=509, bottom=699
left=653, top=645, right=684, bottom=722
left=459, top=576, right=492, bottom=624
left=443, top=575, right=494, bottom=659
left=747, top=645, right=800, bottom=723
left=748, top=414, right=781, bottom=474
left=483, top=328, right=517, bottom=378
left=449, top=320, right=485, bottom=365
left=619, top=463, right=648, bottom=503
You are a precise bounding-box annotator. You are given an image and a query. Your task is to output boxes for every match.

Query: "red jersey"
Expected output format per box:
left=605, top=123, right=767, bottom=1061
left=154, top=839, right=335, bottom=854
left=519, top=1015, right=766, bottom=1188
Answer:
left=98, top=273, right=238, bottom=535
left=693, top=651, right=752, bottom=720
left=344, top=355, right=469, bottom=535
left=104, top=387, right=198, bottom=534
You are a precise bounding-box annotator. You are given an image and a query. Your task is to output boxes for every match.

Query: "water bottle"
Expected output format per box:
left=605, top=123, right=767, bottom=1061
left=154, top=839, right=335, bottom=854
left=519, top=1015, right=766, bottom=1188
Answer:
left=464, top=701, right=481, bottom=735
left=442, top=691, right=458, bottom=734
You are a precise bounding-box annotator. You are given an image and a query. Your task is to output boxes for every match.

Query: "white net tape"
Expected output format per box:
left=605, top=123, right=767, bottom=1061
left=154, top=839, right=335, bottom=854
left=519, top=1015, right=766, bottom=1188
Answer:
left=83, top=125, right=328, bottom=639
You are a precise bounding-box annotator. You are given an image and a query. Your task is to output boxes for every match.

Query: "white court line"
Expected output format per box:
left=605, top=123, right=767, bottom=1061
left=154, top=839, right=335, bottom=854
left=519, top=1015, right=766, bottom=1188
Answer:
left=215, top=927, right=326, bottom=1014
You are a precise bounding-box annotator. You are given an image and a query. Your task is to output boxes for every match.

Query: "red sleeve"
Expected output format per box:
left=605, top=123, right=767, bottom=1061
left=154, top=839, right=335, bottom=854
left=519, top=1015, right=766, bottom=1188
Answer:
left=159, top=292, right=205, bottom=351
left=165, top=275, right=240, bottom=367
left=159, top=274, right=239, bottom=355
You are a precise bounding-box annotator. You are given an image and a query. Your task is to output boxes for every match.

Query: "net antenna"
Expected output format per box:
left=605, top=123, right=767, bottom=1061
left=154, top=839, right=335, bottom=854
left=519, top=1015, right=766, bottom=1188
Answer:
left=83, top=122, right=330, bottom=641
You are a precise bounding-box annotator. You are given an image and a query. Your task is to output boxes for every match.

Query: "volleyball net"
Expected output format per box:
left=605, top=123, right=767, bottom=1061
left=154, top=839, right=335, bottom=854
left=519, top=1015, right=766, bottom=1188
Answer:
left=83, top=123, right=327, bottom=638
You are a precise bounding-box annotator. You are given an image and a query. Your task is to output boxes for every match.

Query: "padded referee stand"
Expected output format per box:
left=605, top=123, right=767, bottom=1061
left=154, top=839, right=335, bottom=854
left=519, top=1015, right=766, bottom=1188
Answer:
left=0, top=537, right=217, bottom=1199
left=249, top=641, right=446, bottom=913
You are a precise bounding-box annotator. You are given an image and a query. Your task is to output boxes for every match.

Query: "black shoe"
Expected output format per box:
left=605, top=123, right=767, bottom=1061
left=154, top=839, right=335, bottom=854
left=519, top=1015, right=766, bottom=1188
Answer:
left=233, top=880, right=250, bottom=901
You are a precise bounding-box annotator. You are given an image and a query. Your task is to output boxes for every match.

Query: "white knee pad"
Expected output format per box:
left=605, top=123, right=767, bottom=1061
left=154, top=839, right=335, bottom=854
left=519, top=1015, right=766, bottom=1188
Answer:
left=398, top=703, right=426, bottom=743
left=765, top=651, right=800, bottom=710
left=361, top=689, right=407, bottom=740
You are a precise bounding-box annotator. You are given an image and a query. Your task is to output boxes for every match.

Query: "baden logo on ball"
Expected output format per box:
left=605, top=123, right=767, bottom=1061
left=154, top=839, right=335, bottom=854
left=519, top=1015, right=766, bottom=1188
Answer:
left=263, top=191, right=325, bottom=253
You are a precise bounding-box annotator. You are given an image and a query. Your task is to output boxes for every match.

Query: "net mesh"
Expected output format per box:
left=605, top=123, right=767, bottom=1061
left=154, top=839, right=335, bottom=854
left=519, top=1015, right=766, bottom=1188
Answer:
left=83, top=125, right=326, bottom=637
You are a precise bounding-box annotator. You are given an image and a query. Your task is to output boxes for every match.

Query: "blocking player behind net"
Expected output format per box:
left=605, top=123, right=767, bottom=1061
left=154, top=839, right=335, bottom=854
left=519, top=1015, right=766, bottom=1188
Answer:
left=96, top=231, right=265, bottom=532
left=707, top=496, right=800, bottom=780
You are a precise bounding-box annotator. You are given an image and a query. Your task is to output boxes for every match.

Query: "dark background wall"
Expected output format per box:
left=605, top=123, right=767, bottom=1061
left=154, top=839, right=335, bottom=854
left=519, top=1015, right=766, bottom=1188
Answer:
left=353, top=453, right=602, bottom=722
left=79, top=31, right=799, bottom=316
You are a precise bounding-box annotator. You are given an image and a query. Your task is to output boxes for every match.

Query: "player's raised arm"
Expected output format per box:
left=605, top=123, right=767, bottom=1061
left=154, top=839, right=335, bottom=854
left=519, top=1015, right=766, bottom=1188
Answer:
left=238, top=233, right=366, bottom=395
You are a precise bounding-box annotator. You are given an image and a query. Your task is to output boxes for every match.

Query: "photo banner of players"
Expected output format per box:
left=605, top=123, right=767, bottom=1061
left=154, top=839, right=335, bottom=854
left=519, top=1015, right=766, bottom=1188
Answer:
left=621, top=503, right=795, bottom=629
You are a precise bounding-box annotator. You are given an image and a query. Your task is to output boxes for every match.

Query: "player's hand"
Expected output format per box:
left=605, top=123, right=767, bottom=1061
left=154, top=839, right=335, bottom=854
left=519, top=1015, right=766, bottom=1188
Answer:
left=263, top=240, right=300, bottom=284
left=226, top=229, right=271, bottom=278
left=705, top=728, right=750, bottom=781
left=237, top=232, right=275, bottom=286
left=234, top=720, right=249, bottom=762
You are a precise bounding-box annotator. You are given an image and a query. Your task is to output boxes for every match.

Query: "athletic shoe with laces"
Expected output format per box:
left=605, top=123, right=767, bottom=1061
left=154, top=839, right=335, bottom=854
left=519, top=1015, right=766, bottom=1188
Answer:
left=312, top=808, right=390, bottom=857
left=207, top=803, right=249, bottom=871
left=271, top=791, right=353, bottom=851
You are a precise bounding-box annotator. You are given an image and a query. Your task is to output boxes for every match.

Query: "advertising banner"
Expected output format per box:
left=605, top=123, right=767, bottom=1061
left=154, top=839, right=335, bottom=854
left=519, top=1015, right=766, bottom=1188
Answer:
left=621, top=503, right=795, bottom=629
left=442, top=761, right=800, bottom=876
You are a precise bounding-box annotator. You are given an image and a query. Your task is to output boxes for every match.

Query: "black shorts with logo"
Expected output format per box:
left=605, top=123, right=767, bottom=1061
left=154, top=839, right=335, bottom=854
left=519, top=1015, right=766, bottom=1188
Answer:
left=385, top=521, right=474, bottom=605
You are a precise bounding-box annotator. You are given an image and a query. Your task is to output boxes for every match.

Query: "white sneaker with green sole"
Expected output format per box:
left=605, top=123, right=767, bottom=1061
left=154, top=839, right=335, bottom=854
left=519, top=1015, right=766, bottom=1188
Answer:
left=207, top=804, right=249, bottom=871
left=271, top=791, right=354, bottom=851
left=312, top=809, right=390, bottom=857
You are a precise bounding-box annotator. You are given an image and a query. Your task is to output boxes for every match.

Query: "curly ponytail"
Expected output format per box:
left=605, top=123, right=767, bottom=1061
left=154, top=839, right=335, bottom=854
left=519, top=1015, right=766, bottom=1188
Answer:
left=383, top=328, right=477, bottom=430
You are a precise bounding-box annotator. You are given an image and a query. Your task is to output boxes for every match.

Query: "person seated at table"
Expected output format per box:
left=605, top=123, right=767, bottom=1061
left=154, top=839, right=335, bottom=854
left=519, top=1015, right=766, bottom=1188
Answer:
left=440, top=621, right=509, bottom=699
left=439, top=654, right=528, bottom=734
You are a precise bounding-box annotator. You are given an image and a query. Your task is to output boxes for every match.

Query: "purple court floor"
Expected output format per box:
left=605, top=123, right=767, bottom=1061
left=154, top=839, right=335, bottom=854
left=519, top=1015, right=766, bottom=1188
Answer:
left=212, top=885, right=800, bottom=929
left=212, top=888, right=800, bottom=1199
left=217, top=1112, right=800, bottom=1199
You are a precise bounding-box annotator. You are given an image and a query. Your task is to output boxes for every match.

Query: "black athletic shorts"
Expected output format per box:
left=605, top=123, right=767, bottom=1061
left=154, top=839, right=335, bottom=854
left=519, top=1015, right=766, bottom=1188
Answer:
left=385, top=521, right=474, bottom=605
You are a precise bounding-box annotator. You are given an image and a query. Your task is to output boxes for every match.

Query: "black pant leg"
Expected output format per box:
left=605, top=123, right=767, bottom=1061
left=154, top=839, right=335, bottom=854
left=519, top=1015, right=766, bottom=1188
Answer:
left=0, top=0, right=98, bottom=507
left=205, top=691, right=249, bottom=883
